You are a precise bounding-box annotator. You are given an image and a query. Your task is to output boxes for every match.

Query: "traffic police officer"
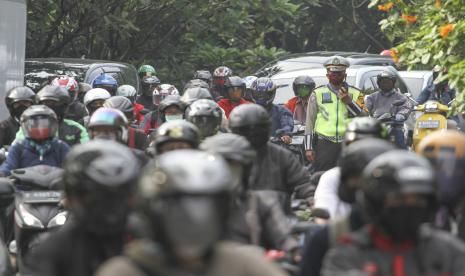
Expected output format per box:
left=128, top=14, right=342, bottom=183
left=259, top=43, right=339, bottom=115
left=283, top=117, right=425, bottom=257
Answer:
left=304, top=56, right=366, bottom=171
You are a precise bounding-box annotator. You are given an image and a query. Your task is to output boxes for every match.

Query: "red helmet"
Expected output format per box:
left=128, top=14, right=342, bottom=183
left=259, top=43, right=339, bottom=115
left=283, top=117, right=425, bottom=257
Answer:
left=52, top=76, right=79, bottom=102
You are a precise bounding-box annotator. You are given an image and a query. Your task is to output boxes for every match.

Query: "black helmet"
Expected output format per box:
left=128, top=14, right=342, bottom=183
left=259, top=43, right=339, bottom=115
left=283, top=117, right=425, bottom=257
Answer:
left=103, top=96, right=134, bottom=121
left=229, top=104, right=271, bottom=149
left=5, top=86, right=36, bottom=121
left=376, top=71, right=396, bottom=84
left=36, top=85, right=71, bottom=120
left=185, top=99, right=222, bottom=139
left=154, top=120, right=200, bottom=153
left=141, top=76, right=160, bottom=96
left=338, top=138, right=396, bottom=203
left=200, top=133, right=256, bottom=166
left=193, top=70, right=212, bottom=84
left=250, top=77, right=277, bottom=107
left=20, top=105, right=58, bottom=141
left=344, top=117, right=386, bottom=145
left=360, top=151, right=436, bottom=241
left=292, top=75, right=315, bottom=98
left=224, top=76, right=246, bottom=100
left=183, top=79, right=210, bottom=92
left=63, top=140, right=140, bottom=234
left=36, top=85, right=71, bottom=105
left=181, top=87, right=213, bottom=105
left=138, top=149, right=232, bottom=258
left=88, top=108, right=129, bottom=143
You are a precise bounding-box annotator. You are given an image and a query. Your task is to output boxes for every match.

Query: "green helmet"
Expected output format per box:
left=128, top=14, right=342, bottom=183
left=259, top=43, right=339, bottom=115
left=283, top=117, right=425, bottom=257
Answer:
left=138, top=64, right=156, bottom=76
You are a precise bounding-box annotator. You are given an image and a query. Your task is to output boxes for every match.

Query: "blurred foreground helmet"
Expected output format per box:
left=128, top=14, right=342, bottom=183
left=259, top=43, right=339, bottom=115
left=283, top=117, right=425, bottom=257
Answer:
left=63, top=140, right=140, bottom=234
left=344, top=117, right=385, bottom=145
left=416, top=130, right=465, bottom=208
left=138, top=150, right=232, bottom=259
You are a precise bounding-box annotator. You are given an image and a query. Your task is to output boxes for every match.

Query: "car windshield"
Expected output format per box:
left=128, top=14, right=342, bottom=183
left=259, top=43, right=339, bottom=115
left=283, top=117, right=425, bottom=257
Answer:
left=24, top=61, right=89, bottom=92
left=273, top=76, right=356, bottom=104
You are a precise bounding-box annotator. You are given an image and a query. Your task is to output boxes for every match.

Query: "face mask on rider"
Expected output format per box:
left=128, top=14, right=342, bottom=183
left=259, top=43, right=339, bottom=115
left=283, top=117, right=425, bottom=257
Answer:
left=165, top=114, right=183, bottom=122
left=327, top=71, right=346, bottom=86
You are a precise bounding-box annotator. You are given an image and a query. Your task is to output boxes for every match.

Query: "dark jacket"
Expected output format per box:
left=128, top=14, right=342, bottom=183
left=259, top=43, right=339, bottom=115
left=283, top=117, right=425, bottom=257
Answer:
left=136, top=95, right=155, bottom=111
left=269, top=104, right=294, bottom=137
left=248, top=142, right=312, bottom=211
left=365, top=89, right=412, bottom=119
left=31, top=220, right=127, bottom=276
left=0, top=138, right=70, bottom=176
left=0, top=117, right=19, bottom=148
left=95, top=240, right=287, bottom=276
left=65, top=101, right=87, bottom=125
left=417, top=83, right=456, bottom=105
left=139, top=111, right=163, bottom=134
left=228, top=190, right=298, bottom=252
left=127, top=127, right=148, bottom=150
left=322, top=224, right=465, bottom=276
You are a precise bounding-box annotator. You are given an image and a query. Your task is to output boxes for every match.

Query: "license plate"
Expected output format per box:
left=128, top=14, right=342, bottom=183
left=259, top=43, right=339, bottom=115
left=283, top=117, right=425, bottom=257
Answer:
left=291, top=136, right=304, bottom=145
left=22, top=191, right=62, bottom=203
left=418, top=120, right=440, bottom=129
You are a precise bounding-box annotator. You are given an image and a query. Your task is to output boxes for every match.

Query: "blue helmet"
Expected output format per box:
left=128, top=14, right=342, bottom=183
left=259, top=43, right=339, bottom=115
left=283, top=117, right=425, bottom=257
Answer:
left=251, top=77, right=276, bottom=107
left=92, top=74, right=118, bottom=96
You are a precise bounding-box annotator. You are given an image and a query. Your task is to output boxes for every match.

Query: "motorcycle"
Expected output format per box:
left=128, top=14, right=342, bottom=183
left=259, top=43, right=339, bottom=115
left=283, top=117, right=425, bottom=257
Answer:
left=412, top=100, right=450, bottom=150
left=270, top=121, right=307, bottom=166
left=8, top=165, right=68, bottom=274
left=374, top=100, right=407, bottom=148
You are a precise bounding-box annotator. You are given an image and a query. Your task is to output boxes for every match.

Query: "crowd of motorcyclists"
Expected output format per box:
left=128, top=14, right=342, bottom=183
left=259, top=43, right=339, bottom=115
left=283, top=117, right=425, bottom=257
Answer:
left=0, top=55, right=464, bottom=276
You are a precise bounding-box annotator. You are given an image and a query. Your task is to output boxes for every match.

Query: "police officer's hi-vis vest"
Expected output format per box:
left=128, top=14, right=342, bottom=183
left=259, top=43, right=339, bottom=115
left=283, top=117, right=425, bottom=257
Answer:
left=314, top=85, right=363, bottom=143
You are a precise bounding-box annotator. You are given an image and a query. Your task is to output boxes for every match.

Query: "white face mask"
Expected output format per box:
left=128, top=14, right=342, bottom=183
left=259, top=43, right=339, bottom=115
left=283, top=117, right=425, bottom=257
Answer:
left=165, top=114, right=183, bottom=122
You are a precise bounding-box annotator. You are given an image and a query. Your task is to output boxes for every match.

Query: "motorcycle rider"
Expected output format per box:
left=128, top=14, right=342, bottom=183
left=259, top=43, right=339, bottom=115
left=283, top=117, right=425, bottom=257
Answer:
left=51, top=76, right=87, bottom=124
left=116, top=84, right=144, bottom=124
left=95, top=150, right=287, bottom=276
left=211, top=66, right=233, bottom=101
left=229, top=104, right=313, bottom=212
left=92, top=73, right=118, bottom=96
left=32, top=140, right=141, bottom=276
left=139, top=85, right=181, bottom=133
left=0, top=86, right=35, bottom=147
left=304, top=56, right=366, bottom=171
left=183, top=79, right=211, bottom=92
left=365, top=70, right=412, bottom=148
left=136, top=75, right=161, bottom=111
left=15, top=85, right=89, bottom=146
left=200, top=133, right=299, bottom=253
left=322, top=151, right=465, bottom=276
left=83, top=88, right=112, bottom=127
left=103, top=97, right=148, bottom=150
left=150, top=120, right=200, bottom=155
left=417, top=65, right=456, bottom=105
left=416, top=130, right=465, bottom=240
left=185, top=99, right=223, bottom=140
left=250, top=77, right=293, bottom=144
left=285, top=75, right=316, bottom=124
left=0, top=105, right=70, bottom=176
left=300, top=138, right=395, bottom=276
left=217, top=76, right=251, bottom=118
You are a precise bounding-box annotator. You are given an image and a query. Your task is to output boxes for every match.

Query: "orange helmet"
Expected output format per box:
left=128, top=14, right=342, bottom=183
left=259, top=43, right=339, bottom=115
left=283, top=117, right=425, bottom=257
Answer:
left=380, top=50, right=393, bottom=57
left=416, top=130, right=465, bottom=207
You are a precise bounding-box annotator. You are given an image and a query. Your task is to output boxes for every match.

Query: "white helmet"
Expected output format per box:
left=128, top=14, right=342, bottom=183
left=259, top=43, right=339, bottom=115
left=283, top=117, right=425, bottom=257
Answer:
left=84, top=88, right=111, bottom=114
left=116, top=85, right=137, bottom=97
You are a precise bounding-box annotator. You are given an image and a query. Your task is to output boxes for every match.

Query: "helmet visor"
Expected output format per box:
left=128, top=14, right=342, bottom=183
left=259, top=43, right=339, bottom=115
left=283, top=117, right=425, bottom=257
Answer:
left=251, top=90, right=274, bottom=106
left=213, top=78, right=226, bottom=87
left=159, top=195, right=225, bottom=258
left=189, top=116, right=220, bottom=138
left=295, top=85, right=312, bottom=98
left=23, top=115, right=57, bottom=140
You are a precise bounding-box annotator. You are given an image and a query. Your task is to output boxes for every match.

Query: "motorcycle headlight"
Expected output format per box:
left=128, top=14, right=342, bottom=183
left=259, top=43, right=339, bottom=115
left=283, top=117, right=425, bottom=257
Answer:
left=47, top=211, right=68, bottom=228
left=15, top=204, right=44, bottom=229
left=425, top=103, right=438, bottom=112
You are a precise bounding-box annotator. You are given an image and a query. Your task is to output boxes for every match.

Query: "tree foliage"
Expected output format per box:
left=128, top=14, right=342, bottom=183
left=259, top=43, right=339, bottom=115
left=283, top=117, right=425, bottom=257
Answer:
left=370, top=0, right=465, bottom=112
left=27, top=0, right=390, bottom=86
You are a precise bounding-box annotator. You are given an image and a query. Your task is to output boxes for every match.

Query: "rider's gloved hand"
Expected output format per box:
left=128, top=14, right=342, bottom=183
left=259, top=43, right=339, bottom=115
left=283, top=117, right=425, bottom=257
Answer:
left=395, top=114, right=406, bottom=122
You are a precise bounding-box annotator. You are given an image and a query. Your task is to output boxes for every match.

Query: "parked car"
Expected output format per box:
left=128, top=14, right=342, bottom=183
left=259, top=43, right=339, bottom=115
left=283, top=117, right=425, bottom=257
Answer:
left=24, top=58, right=139, bottom=93
left=271, top=65, right=410, bottom=104
left=256, top=51, right=398, bottom=78
left=398, top=70, right=433, bottom=100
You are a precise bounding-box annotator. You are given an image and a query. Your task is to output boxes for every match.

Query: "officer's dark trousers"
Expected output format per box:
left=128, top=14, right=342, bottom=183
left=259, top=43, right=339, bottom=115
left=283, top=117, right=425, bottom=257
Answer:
left=314, top=139, right=341, bottom=172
